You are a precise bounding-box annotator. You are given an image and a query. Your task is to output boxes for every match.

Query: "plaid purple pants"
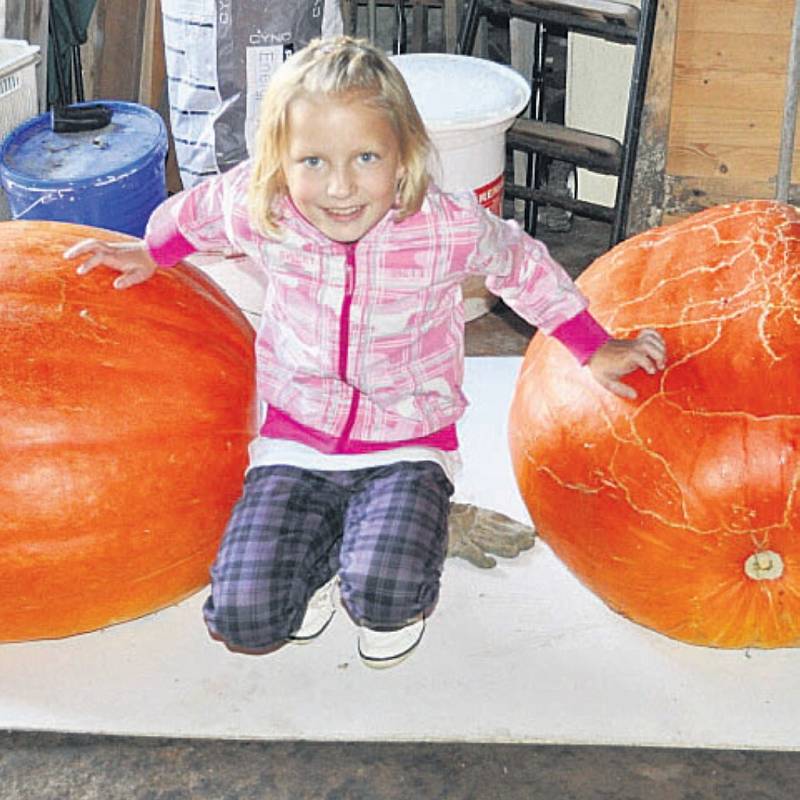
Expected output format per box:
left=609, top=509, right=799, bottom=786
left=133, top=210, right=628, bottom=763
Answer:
left=202, top=460, right=454, bottom=650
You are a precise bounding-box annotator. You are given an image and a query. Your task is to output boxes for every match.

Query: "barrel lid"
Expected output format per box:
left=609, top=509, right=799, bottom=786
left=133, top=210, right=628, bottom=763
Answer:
left=391, top=54, right=531, bottom=132
left=0, top=101, right=167, bottom=187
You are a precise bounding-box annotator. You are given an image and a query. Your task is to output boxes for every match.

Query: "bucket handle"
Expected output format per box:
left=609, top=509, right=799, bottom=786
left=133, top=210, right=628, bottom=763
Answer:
left=51, top=103, right=113, bottom=134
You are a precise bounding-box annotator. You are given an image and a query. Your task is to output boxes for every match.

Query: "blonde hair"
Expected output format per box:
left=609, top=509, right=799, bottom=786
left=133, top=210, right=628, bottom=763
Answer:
left=248, top=36, right=432, bottom=238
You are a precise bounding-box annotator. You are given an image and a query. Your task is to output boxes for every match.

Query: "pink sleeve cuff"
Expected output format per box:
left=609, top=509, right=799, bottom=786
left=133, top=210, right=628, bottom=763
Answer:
left=144, top=212, right=196, bottom=267
left=550, top=310, right=611, bottom=364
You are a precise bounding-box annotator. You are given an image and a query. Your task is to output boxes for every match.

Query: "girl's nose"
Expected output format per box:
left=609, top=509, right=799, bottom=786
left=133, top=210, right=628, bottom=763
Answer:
left=328, top=166, right=355, bottom=198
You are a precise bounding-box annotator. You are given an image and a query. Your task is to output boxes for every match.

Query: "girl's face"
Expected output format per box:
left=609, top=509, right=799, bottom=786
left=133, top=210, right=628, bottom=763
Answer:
left=281, top=92, right=406, bottom=242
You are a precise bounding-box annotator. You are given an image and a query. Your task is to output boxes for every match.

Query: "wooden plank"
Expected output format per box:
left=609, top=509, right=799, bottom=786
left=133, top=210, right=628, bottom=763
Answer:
left=138, top=0, right=165, bottom=108
left=668, top=105, right=792, bottom=149
left=667, top=143, right=800, bottom=182
left=443, top=0, right=459, bottom=52
left=136, top=0, right=182, bottom=194
left=663, top=174, right=800, bottom=217
left=673, top=31, right=791, bottom=75
left=671, top=69, right=787, bottom=113
left=92, top=0, right=148, bottom=101
left=411, top=0, right=428, bottom=51
left=2, top=0, right=26, bottom=37
left=29, top=0, right=48, bottom=112
left=677, top=0, right=792, bottom=36
left=81, top=8, right=99, bottom=100
left=627, top=0, right=679, bottom=235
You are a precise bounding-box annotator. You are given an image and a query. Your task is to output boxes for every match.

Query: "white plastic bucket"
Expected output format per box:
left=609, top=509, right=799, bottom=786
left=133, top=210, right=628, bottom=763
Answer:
left=391, top=53, right=531, bottom=318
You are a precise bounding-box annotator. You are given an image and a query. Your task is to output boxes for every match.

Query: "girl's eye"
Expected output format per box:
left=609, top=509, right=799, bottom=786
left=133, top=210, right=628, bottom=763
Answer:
left=358, top=152, right=378, bottom=164
left=303, top=156, right=322, bottom=168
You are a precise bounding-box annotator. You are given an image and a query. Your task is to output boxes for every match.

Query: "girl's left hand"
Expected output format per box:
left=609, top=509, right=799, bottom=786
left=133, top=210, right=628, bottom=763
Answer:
left=64, top=238, right=157, bottom=289
left=587, top=329, right=667, bottom=399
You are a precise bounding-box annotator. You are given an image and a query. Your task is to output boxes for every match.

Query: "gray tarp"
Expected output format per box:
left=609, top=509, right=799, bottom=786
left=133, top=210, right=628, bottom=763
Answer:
left=161, top=0, right=342, bottom=187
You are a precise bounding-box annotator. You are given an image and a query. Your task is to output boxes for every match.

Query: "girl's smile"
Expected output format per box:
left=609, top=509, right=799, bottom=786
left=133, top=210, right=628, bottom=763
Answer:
left=281, top=92, right=406, bottom=242
left=325, top=206, right=364, bottom=220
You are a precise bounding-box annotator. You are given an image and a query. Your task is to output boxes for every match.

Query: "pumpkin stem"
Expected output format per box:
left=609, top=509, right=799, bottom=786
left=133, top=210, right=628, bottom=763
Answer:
left=744, top=550, right=784, bottom=581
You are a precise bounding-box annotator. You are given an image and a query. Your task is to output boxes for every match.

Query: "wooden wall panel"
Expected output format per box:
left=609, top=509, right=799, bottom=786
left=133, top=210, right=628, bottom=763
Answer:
left=627, top=0, right=680, bottom=235
left=661, top=0, right=799, bottom=220
left=667, top=144, right=800, bottom=183
left=672, top=32, right=790, bottom=75
left=677, top=0, right=789, bottom=35
left=669, top=107, right=796, bottom=150
left=670, top=71, right=785, bottom=113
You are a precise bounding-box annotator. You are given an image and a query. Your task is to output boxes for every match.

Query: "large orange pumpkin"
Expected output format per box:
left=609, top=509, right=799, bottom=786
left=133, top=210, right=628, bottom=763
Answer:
left=509, top=201, right=800, bottom=648
left=0, top=221, right=258, bottom=641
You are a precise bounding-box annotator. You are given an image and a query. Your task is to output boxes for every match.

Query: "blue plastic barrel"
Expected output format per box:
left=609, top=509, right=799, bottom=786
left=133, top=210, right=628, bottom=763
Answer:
left=0, top=101, right=168, bottom=237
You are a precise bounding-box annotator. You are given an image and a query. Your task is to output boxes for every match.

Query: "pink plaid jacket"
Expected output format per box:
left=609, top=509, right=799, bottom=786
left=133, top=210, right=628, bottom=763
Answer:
left=146, top=161, right=606, bottom=450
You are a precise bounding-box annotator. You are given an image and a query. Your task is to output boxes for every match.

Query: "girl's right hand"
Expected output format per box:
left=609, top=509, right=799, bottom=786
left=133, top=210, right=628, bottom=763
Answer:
left=64, top=239, right=158, bottom=290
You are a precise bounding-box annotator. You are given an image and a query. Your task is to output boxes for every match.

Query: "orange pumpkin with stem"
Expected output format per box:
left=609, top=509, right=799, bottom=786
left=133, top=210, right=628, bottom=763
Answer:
left=509, top=201, right=800, bottom=648
left=0, top=221, right=258, bottom=641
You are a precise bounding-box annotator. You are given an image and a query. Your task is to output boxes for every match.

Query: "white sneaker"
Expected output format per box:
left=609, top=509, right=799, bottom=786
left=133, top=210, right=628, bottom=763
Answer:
left=288, top=577, right=337, bottom=643
left=357, top=617, right=425, bottom=669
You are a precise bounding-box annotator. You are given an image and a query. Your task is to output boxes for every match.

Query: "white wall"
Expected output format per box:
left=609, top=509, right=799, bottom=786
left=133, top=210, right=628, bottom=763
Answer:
left=566, top=0, right=641, bottom=206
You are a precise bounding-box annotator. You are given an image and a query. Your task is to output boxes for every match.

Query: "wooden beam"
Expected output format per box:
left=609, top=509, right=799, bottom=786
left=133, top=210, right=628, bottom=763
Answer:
left=91, top=0, right=148, bottom=101
left=443, top=0, right=458, bottom=52
left=411, top=0, right=428, bottom=52
left=663, top=173, right=800, bottom=216
left=627, top=0, right=679, bottom=235
left=138, top=0, right=164, bottom=107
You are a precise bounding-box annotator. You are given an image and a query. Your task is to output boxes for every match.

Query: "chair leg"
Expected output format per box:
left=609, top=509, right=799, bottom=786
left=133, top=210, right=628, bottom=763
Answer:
left=611, top=0, right=658, bottom=245
left=459, top=0, right=659, bottom=243
left=456, top=0, right=482, bottom=54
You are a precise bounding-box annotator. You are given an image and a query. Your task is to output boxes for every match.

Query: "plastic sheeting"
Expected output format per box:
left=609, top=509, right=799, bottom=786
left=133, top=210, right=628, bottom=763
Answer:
left=161, top=0, right=342, bottom=188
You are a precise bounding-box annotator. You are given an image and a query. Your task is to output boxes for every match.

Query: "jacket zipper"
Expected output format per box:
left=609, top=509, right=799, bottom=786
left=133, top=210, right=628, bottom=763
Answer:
left=338, top=243, right=359, bottom=445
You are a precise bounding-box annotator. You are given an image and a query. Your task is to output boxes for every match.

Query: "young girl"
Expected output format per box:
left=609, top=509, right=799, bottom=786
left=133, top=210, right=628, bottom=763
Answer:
left=66, top=36, right=666, bottom=668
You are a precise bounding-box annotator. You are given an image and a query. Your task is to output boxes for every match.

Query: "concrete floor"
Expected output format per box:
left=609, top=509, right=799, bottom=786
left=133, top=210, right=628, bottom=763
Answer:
left=5, top=218, right=800, bottom=798
left=3, top=732, right=800, bottom=800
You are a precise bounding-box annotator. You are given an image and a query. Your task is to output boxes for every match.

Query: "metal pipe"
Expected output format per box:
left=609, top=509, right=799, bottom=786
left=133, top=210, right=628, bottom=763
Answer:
left=394, top=0, right=407, bottom=54
left=777, top=0, right=800, bottom=203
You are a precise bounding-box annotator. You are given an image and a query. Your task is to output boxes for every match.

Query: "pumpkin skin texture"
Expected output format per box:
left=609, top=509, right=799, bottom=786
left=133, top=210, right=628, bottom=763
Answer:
left=509, top=201, right=800, bottom=649
left=0, top=221, right=258, bottom=641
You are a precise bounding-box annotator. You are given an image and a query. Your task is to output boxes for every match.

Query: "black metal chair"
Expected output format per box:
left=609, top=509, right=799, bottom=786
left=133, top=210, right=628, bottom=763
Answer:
left=341, top=1, right=460, bottom=53
left=457, top=0, right=658, bottom=245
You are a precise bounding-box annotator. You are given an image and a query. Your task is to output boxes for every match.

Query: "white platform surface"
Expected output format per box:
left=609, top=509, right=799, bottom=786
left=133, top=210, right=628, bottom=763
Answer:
left=3, top=357, right=800, bottom=749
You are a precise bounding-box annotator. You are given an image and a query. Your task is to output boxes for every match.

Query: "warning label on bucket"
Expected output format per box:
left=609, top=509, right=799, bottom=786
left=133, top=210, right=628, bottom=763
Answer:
left=474, top=175, right=504, bottom=216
